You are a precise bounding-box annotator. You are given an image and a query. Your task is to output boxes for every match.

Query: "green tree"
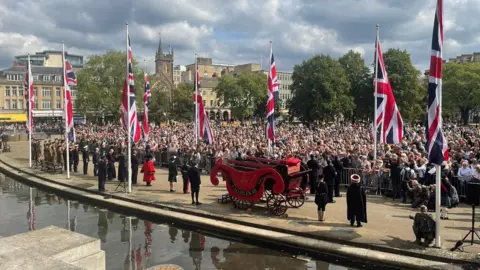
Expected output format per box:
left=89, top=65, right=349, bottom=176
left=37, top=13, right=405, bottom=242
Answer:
left=288, top=55, right=354, bottom=122
left=170, top=83, right=195, bottom=121
left=75, top=50, right=144, bottom=118
left=216, top=72, right=267, bottom=120
left=382, top=49, right=425, bottom=121
left=339, top=50, right=372, bottom=120
left=443, top=62, right=480, bottom=124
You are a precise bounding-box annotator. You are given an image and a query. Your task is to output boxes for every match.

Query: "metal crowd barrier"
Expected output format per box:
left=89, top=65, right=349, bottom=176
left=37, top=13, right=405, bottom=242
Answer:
left=132, top=150, right=216, bottom=174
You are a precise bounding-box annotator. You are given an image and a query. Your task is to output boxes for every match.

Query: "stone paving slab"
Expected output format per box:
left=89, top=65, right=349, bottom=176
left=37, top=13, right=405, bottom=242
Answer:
left=2, top=142, right=480, bottom=263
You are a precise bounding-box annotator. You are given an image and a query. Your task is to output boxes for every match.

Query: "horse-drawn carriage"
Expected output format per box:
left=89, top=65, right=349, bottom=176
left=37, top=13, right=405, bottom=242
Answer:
left=210, top=156, right=311, bottom=216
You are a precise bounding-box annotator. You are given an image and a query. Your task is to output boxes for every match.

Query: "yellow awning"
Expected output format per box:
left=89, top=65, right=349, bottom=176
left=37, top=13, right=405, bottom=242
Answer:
left=0, top=113, right=27, bottom=122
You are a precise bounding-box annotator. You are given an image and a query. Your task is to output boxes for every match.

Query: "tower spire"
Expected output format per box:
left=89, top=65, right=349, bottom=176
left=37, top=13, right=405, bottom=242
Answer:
left=157, top=33, right=163, bottom=55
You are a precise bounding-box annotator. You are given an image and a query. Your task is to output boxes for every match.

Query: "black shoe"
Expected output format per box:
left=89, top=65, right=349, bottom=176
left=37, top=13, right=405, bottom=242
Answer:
left=356, top=223, right=363, bottom=227
left=329, top=200, right=336, bottom=203
left=196, top=202, right=202, bottom=205
left=192, top=201, right=195, bottom=205
left=350, top=223, right=354, bottom=227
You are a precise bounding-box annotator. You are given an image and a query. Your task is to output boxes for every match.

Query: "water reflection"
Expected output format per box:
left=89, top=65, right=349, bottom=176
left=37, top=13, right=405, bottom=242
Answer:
left=0, top=176, right=357, bottom=270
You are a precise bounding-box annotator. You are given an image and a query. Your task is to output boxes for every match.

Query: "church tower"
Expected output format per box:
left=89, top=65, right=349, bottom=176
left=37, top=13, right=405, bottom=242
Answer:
left=154, top=35, right=174, bottom=90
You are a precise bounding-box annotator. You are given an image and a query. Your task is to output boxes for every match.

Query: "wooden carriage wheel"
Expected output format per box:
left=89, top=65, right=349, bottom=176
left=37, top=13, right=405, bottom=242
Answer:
left=232, top=197, right=254, bottom=210
left=286, top=194, right=305, bottom=208
left=260, top=189, right=272, bottom=202
left=266, top=194, right=288, bottom=216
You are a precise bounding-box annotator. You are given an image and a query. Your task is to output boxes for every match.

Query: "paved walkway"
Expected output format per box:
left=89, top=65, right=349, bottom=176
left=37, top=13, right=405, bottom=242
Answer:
left=2, top=141, right=480, bottom=261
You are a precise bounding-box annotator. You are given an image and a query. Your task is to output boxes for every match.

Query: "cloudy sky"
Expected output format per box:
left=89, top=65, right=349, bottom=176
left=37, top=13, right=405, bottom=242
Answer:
left=0, top=0, right=478, bottom=73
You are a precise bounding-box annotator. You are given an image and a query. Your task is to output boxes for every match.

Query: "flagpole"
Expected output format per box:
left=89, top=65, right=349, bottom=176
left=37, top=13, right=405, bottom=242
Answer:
left=194, top=53, right=198, bottom=146
left=62, top=42, right=71, bottom=179
left=268, top=41, right=273, bottom=157
left=144, top=59, right=147, bottom=144
left=373, top=25, right=379, bottom=161
left=126, top=23, right=132, bottom=194
left=28, top=53, right=32, bottom=168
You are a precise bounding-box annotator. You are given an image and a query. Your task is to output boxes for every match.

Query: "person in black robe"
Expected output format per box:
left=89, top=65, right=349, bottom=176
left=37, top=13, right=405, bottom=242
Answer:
left=315, top=174, right=329, bottom=221
left=131, top=149, right=139, bottom=185
left=72, top=145, right=79, bottom=172
left=347, top=174, right=367, bottom=227
left=97, top=155, right=107, bottom=192
left=181, top=161, right=190, bottom=194
left=92, top=148, right=100, bottom=176
left=188, top=161, right=201, bottom=205
left=307, top=154, right=320, bottom=194
left=81, top=145, right=89, bottom=175
left=333, top=155, right=344, bottom=197
left=117, top=151, right=126, bottom=182
left=323, top=160, right=336, bottom=203
left=106, top=148, right=116, bottom=180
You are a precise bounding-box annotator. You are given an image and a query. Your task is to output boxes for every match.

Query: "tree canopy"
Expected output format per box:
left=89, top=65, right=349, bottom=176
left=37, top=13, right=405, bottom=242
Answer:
left=75, top=50, right=145, bottom=118
left=382, top=48, right=425, bottom=121
left=443, top=62, right=480, bottom=124
left=288, top=55, right=354, bottom=122
left=215, top=72, right=267, bottom=120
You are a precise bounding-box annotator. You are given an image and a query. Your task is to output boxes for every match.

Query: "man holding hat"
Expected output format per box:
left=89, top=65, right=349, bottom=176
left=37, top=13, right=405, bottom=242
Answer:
left=82, top=145, right=90, bottom=175
left=346, top=174, right=367, bottom=227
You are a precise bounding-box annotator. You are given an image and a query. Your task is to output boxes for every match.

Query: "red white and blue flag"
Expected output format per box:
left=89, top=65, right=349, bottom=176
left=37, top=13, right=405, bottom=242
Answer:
left=143, top=73, right=151, bottom=140
left=24, top=59, right=34, bottom=132
left=374, top=38, right=403, bottom=144
left=194, top=66, right=214, bottom=144
left=427, top=0, right=448, bottom=165
left=121, top=35, right=141, bottom=143
left=266, top=42, right=279, bottom=143
left=64, top=59, right=75, bottom=133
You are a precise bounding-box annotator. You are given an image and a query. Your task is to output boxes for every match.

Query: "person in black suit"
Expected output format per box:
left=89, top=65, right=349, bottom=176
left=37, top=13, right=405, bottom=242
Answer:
left=81, top=145, right=90, bottom=175
left=307, top=154, right=320, bottom=194
left=97, top=155, right=107, bottom=192
left=188, top=161, right=201, bottom=205
left=72, top=145, right=79, bottom=172
left=131, top=149, right=139, bottom=185
left=106, top=147, right=116, bottom=180
left=92, top=148, right=100, bottom=176
left=333, top=155, right=344, bottom=197
left=181, top=161, right=190, bottom=194
left=323, top=160, right=337, bottom=203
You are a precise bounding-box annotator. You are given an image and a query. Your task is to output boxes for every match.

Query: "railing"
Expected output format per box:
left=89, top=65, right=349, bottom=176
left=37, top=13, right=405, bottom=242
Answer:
left=135, top=150, right=216, bottom=173
left=341, top=167, right=469, bottom=199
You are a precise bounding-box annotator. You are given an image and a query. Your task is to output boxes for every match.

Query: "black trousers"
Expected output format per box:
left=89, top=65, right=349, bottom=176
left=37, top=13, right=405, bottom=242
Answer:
left=132, top=167, right=138, bottom=184
left=83, top=162, right=88, bottom=175
left=183, top=177, right=190, bottom=193
left=334, top=171, right=341, bottom=197
left=309, top=174, right=318, bottom=194
left=327, top=185, right=334, bottom=202
left=350, top=215, right=362, bottom=225
left=191, top=185, right=200, bottom=202
left=93, top=163, right=98, bottom=176
left=98, top=177, right=106, bottom=192
left=73, top=161, right=78, bottom=172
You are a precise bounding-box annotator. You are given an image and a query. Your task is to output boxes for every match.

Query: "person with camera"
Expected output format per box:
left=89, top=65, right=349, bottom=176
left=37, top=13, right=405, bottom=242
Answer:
left=410, top=205, right=435, bottom=247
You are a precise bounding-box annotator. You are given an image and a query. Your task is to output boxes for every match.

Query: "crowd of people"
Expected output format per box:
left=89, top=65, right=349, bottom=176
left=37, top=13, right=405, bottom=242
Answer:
left=18, top=120, right=480, bottom=246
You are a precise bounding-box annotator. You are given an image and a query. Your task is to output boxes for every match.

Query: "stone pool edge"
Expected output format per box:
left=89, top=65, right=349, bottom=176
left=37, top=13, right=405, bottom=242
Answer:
left=0, top=161, right=475, bottom=270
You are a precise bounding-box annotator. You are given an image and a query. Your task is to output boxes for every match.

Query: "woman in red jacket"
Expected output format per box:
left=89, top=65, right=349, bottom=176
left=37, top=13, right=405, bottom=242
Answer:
left=141, top=154, right=156, bottom=186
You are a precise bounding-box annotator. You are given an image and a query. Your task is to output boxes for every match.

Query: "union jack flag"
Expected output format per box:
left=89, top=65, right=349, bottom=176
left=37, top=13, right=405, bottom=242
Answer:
left=374, top=37, right=403, bottom=144
left=427, top=0, right=448, bottom=165
left=194, top=65, right=214, bottom=144
left=64, top=59, right=75, bottom=132
left=266, top=41, right=279, bottom=142
left=121, top=35, right=141, bottom=143
left=24, top=58, right=34, bottom=132
left=143, top=73, right=151, bottom=140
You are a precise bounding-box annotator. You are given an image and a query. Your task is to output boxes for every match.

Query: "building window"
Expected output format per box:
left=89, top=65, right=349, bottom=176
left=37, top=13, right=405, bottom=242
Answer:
left=42, top=87, right=51, bottom=97
left=202, top=90, right=206, bottom=97
left=6, top=74, right=21, bottom=81
left=34, top=101, right=38, bottom=109
left=33, top=75, right=39, bottom=81
left=11, top=87, right=17, bottom=97
left=18, top=88, right=24, bottom=97
left=11, top=101, right=17, bottom=109
left=43, top=75, right=50, bottom=81
left=210, top=100, right=213, bottom=107
left=4, top=100, right=10, bottom=109
left=42, top=100, right=51, bottom=109
left=203, top=100, right=206, bottom=106
left=56, top=87, right=61, bottom=97
left=70, top=88, right=76, bottom=97
left=54, top=76, right=61, bottom=82
left=34, top=88, right=38, bottom=97
left=56, top=100, right=61, bottom=109
left=5, top=88, right=10, bottom=96
left=18, top=101, right=23, bottom=109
